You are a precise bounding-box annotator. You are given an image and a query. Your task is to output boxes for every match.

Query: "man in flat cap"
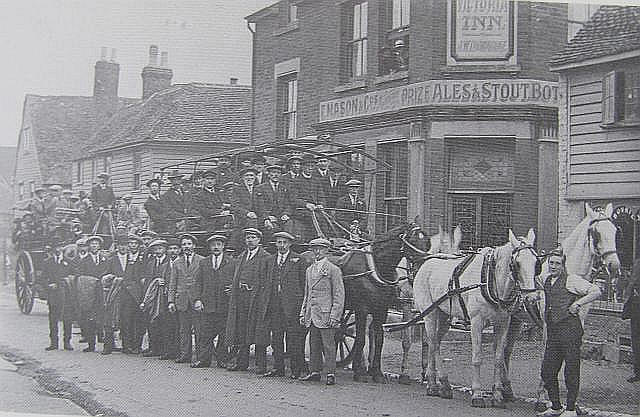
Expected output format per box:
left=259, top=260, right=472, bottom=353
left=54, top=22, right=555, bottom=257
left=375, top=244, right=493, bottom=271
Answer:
left=116, top=194, right=143, bottom=233
left=144, top=178, right=167, bottom=233
left=192, top=169, right=230, bottom=232
left=335, top=179, right=369, bottom=240
left=75, top=235, right=108, bottom=352
left=255, top=164, right=293, bottom=240
left=91, top=173, right=116, bottom=210
left=300, top=238, right=344, bottom=385
left=192, top=233, right=236, bottom=368
left=161, top=171, right=188, bottom=234
left=168, top=233, right=204, bottom=363
left=251, top=231, right=308, bottom=378
left=140, top=238, right=171, bottom=357
left=226, top=228, right=270, bottom=372
left=119, top=234, right=147, bottom=354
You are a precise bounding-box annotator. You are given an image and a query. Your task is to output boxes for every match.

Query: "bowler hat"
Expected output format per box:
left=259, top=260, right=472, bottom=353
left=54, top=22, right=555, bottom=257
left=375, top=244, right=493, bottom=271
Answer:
left=308, top=237, right=331, bottom=248
left=243, top=228, right=263, bottom=238
left=273, top=231, right=295, bottom=241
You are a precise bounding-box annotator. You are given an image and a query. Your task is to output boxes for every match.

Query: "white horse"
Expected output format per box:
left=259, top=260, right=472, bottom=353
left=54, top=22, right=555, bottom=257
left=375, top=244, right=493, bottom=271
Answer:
left=532, top=202, right=620, bottom=410
left=413, top=228, right=539, bottom=407
left=396, top=226, right=462, bottom=383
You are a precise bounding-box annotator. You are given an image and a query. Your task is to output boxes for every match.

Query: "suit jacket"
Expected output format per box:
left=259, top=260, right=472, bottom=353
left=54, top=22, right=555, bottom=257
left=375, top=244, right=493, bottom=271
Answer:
left=121, top=253, right=146, bottom=303
left=192, top=188, right=226, bottom=225
left=335, top=195, right=368, bottom=231
left=255, top=182, right=292, bottom=225
left=230, top=183, right=257, bottom=228
left=161, top=188, right=187, bottom=220
left=143, top=255, right=171, bottom=292
left=195, top=254, right=235, bottom=315
left=91, top=185, right=116, bottom=209
left=250, top=251, right=307, bottom=345
left=168, top=253, right=204, bottom=312
left=43, top=255, right=74, bottom=312
left=291, top=174, right=326, bottom=211
left=144, top=195, right=166, bottom=232
left=300, top=257, right=345, bottom=329
left=316, top=169, right=342, bottom=208
left=77, top=253, right=109, bottom=279
left=29, top=198, right=47, bottom=219
left=226, top=247, right=270, bottom=345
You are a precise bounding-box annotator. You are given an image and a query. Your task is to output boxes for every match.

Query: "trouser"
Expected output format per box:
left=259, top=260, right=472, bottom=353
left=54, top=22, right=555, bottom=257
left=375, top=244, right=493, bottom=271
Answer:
left=120, top=294, right=143, bottom=351
left=81, top=318, right=98, bottom=348
left=309, top=324, right=336, bottom=375
left=177, top=309, right=195, bottom=361
left=103, top=326, right=115, bottom=351
left=631, top=312, right=640, bottom=376
left=48, top=303, right=71, bottom=346
left=161, top=311, right=179, bottom=358
left=195, top=312, right=227, bottom=365
left=541, top=321, right=583, bottom=410
left=266, top=301, right=306, bottom=375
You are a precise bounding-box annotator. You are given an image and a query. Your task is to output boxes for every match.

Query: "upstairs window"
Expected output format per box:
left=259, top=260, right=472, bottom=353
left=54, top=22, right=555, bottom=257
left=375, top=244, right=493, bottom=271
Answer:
left=277, top=74, right=298, bottom=140
left=380, top=0, right=410, bottom=75
left=345, top=1, right=368, bottom=80
left=288, top=3, right=298, bottom=23
left=602, top=70, right=640, bottom=125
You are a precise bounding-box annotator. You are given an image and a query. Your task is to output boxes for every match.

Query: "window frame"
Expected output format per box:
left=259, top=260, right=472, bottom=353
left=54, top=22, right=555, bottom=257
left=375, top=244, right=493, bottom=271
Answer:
left=277, top=73, right=298, bottom=140
left=391, top=0, right=410, bottom=30
left=348, top=1, right=369, bottom=79
left=602, top=70, right=640, bottom=127
left=288, top=3, right=298, bottom=23
left=377, top=139, right=408, bottom=232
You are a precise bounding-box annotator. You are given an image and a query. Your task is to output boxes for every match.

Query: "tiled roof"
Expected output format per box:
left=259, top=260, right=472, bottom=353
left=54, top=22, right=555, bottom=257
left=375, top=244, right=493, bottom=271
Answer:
left=23, top=95, right=136, bottom=184
left=550, top=5, right=640, bottom=68
left=89, top=83, right=251, bottom=152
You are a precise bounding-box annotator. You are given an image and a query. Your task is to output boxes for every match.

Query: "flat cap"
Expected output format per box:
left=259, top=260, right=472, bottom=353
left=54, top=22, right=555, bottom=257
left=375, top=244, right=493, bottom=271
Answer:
left=62, top=189, right=73, bottom=194
left=273, top=231, right=295, bottom=241
left=148, top=239, right=168, bottom=248
left=345, top=179, right=362, bottom=187
left=243, top=227, right=263, bottom=237
left=128, top=234, right=143, bottom=243
left=166, top=170, right=183, bottom=179
left=265, top=164, right=283, bottom=172
left=49, top=184, right=63, bottom=191
left=203, top=169, right=218, bottom=179
left=206, top=233, right=228, bottom=243
left=75, top=237, right=88, bottom=246
left=34, top=187, right=46, bottom=193
left=308, top=237, right=331, bottom=248
left=240, top=167, right=258, bottom=176
left=179, top=233, right=198, bottom=243
left=86, top=235, right=104, bottom=245
left=140, top=230, right=158, bottom=239
left=96, top=172, right=110, bottom=179
left=122, top=193, right=133, bottom=200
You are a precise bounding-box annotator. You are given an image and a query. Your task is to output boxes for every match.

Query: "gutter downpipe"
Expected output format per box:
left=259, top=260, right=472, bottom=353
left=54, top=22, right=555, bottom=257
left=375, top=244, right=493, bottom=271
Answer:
left=247, top=21, right=256, bottom=146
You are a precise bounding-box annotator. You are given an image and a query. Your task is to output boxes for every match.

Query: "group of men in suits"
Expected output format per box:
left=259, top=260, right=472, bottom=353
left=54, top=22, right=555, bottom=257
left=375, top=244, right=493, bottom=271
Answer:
left=44, top=224, right=346, bottom=385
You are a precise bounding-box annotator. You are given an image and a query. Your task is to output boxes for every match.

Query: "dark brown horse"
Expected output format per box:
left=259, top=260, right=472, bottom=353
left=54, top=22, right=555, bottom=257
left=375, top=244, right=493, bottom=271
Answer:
left=331, top=222, right=429, bottom=382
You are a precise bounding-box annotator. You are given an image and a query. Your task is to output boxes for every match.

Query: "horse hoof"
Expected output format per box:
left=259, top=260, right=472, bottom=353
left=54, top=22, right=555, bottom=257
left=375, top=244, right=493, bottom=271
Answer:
left=427, top=385, right=440, bottom=397
left=372, top=374, right=386, bottom=384
left=398, top=374, right=411, bottom=385
left=353, top=374, right=369, bottom=383
left=534, top=401, right=548, bottom=413
left=471, top=397, right=486, bottom=408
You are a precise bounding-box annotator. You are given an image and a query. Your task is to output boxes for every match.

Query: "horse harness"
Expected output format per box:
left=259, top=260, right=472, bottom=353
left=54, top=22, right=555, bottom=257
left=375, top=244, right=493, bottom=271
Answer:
left=588, top=216, right=618, bottom=259
left=448, top=253, right=477, bottom=323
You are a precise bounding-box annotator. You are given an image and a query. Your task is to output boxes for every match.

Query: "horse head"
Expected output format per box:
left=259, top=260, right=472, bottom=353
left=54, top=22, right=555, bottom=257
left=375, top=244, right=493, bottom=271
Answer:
left=429, top=225, right=462, bottom=255
left=585, top=202, right=621, bottom=273
left=507, top=228, right=538, bottom=292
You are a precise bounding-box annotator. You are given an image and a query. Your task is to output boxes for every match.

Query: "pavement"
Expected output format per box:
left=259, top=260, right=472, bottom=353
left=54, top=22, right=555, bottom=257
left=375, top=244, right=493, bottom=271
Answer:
left=0, top=283, right=637, bottom=417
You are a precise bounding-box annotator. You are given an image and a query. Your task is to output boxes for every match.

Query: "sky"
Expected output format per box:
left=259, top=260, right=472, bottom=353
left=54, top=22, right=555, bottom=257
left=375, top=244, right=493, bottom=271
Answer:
left=0, top=0, right=274, bottom=147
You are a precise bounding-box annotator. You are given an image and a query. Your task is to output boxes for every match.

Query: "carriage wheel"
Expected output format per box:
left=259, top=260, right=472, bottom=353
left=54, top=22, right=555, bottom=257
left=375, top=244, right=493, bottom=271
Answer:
left=15, top=252, right=35, bottom=314
left=335, top=309, right=356, bottom=367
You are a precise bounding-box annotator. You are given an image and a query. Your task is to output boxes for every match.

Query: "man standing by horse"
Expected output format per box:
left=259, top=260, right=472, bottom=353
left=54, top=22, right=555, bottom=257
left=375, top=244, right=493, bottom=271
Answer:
left=250, top=231, right=307, bottom=378
left=226, top=228, right=270, bottom=372
left=299, top=237, right=344, bottom=385
left=538, top=248, right=601, bottom=417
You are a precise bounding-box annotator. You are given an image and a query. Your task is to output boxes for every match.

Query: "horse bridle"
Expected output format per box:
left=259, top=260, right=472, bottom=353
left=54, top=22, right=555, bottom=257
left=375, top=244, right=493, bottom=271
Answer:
left=508, top=241, right=541, bottom=293
left=588, top=216, right=618, bottom=259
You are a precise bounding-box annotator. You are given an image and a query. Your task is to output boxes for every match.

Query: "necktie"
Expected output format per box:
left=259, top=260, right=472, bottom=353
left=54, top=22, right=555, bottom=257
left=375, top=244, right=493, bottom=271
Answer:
left=186, top=255, right=191, bottom=268
left=94, top=255, right=99, bottom=265
left=214, top=256, right=219, bottom=270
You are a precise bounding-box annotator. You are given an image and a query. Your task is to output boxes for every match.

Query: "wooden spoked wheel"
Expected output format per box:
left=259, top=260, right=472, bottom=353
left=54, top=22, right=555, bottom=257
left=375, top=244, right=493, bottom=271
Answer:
left=15, top=252, right=35, bottom=314
left=335, top=309, right=356, bottom=367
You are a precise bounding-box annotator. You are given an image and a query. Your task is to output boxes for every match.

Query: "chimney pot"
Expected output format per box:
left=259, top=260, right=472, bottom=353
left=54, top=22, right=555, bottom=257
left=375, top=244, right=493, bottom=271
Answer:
left=230, top=77, right=238, bottom=86
left=160, top=51, right=168, bottom=67
left=149, top=45, right=159, bottom=66
left=100, top=46, right=108, bottom=61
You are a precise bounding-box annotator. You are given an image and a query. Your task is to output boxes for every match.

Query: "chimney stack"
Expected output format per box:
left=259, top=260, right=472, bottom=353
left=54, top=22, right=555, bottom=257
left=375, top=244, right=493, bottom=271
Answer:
left=230, top=77, right=238, bottom=86
left=94, top=46, right=120, bottom=102
left=141, top=45, right=173, bottom=99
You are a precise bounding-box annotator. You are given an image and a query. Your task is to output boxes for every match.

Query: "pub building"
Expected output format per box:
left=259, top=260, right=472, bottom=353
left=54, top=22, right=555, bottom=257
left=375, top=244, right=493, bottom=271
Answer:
left=247, top=0, right=569, bottom=250
left=550, top=5, right=640, bottom=299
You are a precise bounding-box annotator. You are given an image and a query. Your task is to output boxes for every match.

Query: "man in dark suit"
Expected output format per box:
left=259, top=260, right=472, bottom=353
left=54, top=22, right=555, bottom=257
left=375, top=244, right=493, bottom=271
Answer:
left=119, top=234, right=147, bottom=354
left=255, top=165, right=293, bottom=237
left=168, top=233, right=204, bottom=363
left=625, top=258, right=640, bottom=383
left=225, top=228, right=270, bottom=372
left=91, top=173, right=116, bottom=209
left=291, top=156, right=327, bottom=241
left=334, top=179, right=369, bottom=239
left=230, top=167, right=259, bottom=250
left=162, top=171, right=188, bottom=234
left=192, top=169, right=229, bottom=232
left=144, top=178, right=167, bottom=233
left=76, top=235, right=108, bottom=352
left=251, top=231, right=308, bottom=378
left=140, top=239, right=171, bottom=357
left=315, top=157, right=342, bottom=208
left=192, top=233, right=236, bottom=368
left=100, top=235, right=129, bottom=355
left=44, top=239, right=74, bottom=351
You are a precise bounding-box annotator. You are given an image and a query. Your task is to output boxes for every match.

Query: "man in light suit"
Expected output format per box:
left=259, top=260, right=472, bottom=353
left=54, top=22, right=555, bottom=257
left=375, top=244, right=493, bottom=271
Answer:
left=299, top=238, right=344, bottom=385
left=168, top=233, right=204, bottom=363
